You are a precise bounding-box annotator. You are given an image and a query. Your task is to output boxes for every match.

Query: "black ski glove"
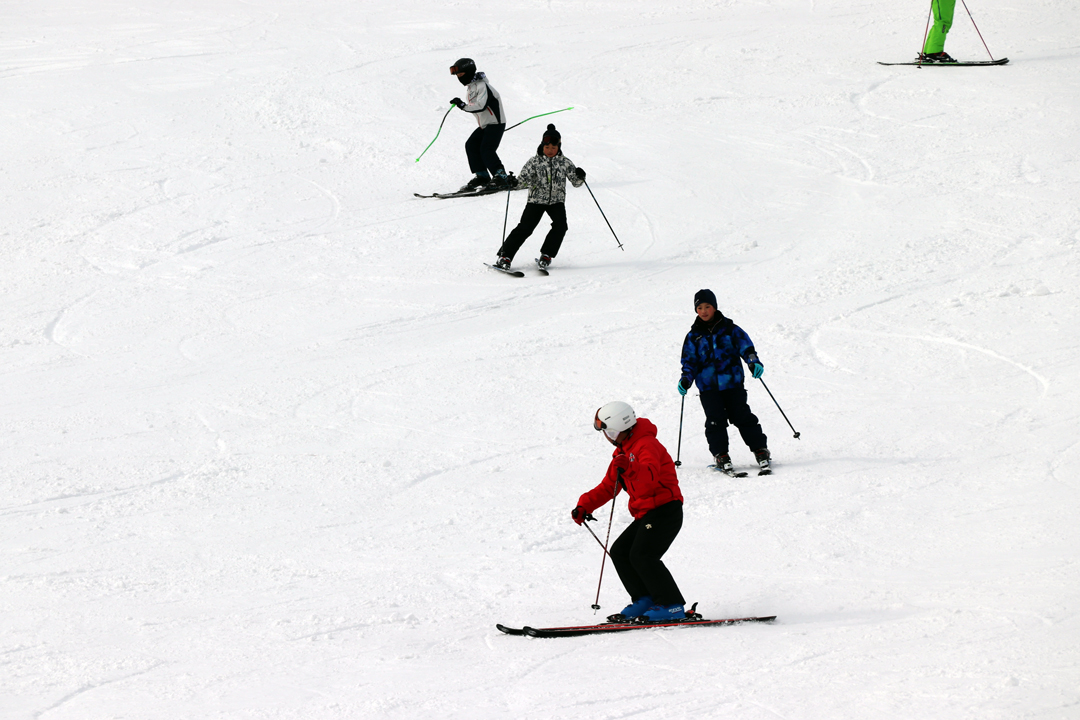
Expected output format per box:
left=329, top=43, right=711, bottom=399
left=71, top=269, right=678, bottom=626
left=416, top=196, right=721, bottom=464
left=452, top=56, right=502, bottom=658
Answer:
left=571, top=506, right=595, bottom=525
left=450, top=97, right=466, bottom=109
left=575, top=167, right=586, bottom=180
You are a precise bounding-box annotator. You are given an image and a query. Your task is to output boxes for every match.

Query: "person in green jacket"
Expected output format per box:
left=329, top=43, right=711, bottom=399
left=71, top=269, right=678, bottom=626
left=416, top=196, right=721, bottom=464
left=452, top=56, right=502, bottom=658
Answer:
left=920, top=0, right=957, bottom=63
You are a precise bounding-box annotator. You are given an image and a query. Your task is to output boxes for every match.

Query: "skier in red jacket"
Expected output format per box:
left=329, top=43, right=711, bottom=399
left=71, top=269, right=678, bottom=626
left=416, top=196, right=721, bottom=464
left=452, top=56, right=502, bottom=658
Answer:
left=571, top=401, right=687, bottom=621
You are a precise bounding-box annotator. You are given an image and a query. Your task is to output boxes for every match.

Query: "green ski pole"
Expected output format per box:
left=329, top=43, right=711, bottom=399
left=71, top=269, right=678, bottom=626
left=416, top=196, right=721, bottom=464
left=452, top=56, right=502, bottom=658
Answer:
left=415, top=104, right=455, bottom=162
left=505, top=106, right=574, bottom=132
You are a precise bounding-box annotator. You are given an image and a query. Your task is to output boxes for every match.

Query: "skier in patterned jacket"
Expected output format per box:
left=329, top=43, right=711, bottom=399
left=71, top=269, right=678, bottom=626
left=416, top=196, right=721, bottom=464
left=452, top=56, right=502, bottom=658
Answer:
left=494, top=124, right=585, bottom=271
left=678, top=289, right=771, bottom=473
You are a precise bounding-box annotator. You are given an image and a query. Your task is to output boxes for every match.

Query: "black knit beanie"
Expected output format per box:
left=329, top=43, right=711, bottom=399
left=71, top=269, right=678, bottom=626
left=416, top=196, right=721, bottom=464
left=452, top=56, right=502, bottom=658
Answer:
left=542, top=124, right=561, bottom=145
left=694, top=289, right=718, bottom=309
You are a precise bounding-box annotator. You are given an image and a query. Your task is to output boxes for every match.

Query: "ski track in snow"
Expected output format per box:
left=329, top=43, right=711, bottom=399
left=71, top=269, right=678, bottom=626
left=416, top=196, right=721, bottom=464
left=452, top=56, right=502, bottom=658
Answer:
left=2, top=0, right=1079, bottom=718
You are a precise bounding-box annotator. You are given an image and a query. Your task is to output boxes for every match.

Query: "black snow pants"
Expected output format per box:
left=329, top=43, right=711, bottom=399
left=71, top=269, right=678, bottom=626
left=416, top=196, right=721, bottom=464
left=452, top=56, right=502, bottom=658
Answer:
left=609, top=500, right=685, bottom=606
left=699, top=386, right=767, bottom=456
left=465, top=123, right=505, bottom=177
left=498, top=202, right=567, bottom=261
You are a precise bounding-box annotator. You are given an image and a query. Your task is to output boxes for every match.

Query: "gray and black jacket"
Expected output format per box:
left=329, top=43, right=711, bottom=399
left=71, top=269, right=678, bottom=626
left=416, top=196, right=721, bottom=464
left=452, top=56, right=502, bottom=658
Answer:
left=517, top=148, right=584, bottom=205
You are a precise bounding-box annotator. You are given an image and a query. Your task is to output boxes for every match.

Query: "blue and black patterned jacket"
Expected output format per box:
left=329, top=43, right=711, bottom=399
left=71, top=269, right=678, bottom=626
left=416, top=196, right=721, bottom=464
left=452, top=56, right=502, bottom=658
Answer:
left=680, top=315, right=759, bottom=392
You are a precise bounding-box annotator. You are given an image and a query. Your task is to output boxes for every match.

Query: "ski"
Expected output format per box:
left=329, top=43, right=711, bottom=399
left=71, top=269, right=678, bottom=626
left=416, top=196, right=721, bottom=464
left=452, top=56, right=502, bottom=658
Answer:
left=758, top=468, right=772, bottom=476
left=414, top=187, right=501, bottom=200
left=877, top=58, right=1008, bottom=66
left=709, top=464, right=749, bottom=478
left=414, top=190, right=466, bottom=199
left=415, top=179, right=524, bottom=199
left=497, top=615, right=776, bottom=639
left=485, top=263, right=525, bottom=278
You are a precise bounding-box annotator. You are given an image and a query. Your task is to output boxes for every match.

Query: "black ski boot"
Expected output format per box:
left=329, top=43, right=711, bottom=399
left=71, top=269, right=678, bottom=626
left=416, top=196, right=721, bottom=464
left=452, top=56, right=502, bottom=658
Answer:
left=917, top=51, right=956, bottom=63
left=459, top=174, right=490, bottom=192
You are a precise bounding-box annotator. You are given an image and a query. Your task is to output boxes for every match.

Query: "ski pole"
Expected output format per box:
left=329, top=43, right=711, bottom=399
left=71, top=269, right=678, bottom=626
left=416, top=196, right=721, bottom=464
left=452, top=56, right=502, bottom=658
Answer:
left=918, top=0, right=933, bottom=67
left=674, top=393, right=686, bottom=467
left=591, top=468, right=622, bottom=611
left=415, top=104, right=455, bottom=162
left=959, top=0, right=997, bottom=60
left=582, top=179, right=624, bottom=251
left=501, top=180, right=512, bottom=246
left=505, top=106, right=574, bottom=132
left=579, top=514, right=611, bottom=556
left=757, top=378, right=801, bottom=439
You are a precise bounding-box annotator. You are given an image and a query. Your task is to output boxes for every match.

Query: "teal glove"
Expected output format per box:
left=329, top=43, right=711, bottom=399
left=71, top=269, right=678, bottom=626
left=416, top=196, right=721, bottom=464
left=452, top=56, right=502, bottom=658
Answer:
left=746, top=354, right=764, bottom=379
left=677, top=378, right=691, bottom=396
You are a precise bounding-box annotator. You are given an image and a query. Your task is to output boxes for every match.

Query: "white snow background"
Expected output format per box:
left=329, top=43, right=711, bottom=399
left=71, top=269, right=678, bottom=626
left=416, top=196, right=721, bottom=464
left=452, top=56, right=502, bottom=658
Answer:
left=3, top=0, right=1079, bottom=717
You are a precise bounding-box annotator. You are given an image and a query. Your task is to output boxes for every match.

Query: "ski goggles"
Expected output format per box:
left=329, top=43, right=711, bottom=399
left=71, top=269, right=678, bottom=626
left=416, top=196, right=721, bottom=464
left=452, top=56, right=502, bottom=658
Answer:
left=593, top=410, right=620, bottom=441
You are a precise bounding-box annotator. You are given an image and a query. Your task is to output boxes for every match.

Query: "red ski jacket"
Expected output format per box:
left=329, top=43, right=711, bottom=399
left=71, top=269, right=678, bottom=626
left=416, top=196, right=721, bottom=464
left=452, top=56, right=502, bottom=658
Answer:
left=577, top=418, right=683, bottom=520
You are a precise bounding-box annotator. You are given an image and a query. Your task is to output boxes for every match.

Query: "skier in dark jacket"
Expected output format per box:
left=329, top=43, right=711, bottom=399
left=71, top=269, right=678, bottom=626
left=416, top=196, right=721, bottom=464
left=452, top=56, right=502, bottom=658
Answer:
left=678, top=289, right=771, bottom=473
left=449, top=58, right=512, bottom=190
left=572, top=401, right=687, bottom=622
left=494, top=124, right=584, bottom=272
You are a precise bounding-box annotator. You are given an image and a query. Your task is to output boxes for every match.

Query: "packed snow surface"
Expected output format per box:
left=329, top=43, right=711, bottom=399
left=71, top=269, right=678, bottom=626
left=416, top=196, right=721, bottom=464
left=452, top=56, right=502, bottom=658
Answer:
left=3, top=0, right=1079, bottom=718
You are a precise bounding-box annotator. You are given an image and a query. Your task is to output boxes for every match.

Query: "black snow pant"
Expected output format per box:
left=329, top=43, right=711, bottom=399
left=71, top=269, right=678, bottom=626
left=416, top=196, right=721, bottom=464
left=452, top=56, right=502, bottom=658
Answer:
left=465, top=123, right=505, bottom=177
left=700, top=386, right=768, bottom=457
left=498, top=202, right=567, bottom=261
left=609, top=500, right=685, bottom=606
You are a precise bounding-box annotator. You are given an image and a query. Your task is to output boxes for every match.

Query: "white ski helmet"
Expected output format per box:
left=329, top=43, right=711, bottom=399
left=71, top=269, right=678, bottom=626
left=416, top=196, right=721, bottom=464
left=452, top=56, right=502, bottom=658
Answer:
left=593, top=401, right=637, bottom=441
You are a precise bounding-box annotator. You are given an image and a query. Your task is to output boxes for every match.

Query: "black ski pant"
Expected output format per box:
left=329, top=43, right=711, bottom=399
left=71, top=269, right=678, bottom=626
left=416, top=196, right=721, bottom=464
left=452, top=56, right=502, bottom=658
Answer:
left=609, top=500, right=685, bottom=606
left=700, top=386, right=767, bottom=456
left=498, top=202, right=567, bottom=261
left=465, top=123, right=505, bottom=177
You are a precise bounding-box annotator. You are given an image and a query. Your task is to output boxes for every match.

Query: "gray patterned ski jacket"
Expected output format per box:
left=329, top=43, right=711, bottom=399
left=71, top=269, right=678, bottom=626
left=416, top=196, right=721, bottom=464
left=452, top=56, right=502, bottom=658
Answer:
left=516, top=150, right=584, bottom=205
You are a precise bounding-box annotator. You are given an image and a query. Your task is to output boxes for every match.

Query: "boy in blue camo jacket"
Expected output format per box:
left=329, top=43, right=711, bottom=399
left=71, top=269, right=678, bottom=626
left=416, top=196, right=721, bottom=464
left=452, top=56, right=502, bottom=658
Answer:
left=678, top=289, right=771, bottom=473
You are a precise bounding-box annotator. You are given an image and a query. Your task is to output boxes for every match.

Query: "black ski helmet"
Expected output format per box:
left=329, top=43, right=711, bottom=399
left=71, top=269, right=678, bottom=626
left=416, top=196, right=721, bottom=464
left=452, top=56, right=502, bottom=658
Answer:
left=450, top=57, right=476, bottom=85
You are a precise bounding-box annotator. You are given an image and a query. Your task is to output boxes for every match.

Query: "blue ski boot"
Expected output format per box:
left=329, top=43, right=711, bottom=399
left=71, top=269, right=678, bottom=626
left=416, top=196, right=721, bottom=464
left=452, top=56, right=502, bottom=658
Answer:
left=607, top=595, right=653, bottom=622
left=642, top=603, right=686, bottom=622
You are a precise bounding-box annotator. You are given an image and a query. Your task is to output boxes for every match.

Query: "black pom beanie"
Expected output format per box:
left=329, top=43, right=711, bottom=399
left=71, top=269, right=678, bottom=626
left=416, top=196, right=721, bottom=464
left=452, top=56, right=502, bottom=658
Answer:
left=542, top=124, right=561, bottom=145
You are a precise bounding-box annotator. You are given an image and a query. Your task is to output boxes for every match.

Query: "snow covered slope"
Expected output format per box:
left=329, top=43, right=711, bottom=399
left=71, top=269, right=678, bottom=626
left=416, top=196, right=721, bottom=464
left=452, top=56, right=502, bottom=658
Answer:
left=3, top=0, right=1078, bottom=717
